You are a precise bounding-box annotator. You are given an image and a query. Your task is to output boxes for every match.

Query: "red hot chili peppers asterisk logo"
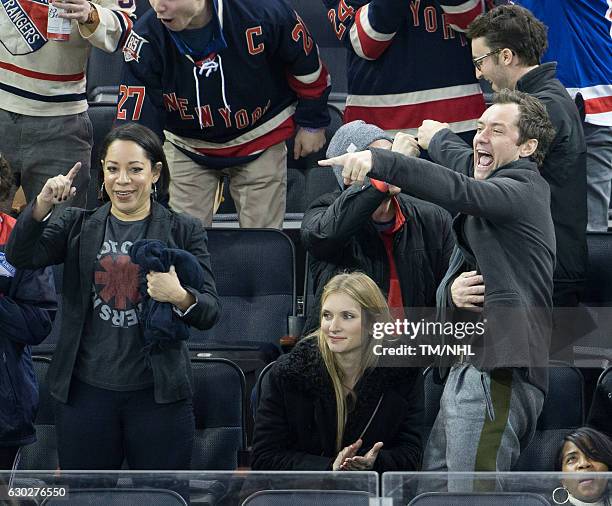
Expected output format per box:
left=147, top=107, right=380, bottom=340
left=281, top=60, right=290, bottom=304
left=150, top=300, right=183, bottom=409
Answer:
left=95, top=256, right=141, bottom=310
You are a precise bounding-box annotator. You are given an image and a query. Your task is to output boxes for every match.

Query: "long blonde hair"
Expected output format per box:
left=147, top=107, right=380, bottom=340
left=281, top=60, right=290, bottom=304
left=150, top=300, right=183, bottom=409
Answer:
left=313, top=272, right=392, bottom=452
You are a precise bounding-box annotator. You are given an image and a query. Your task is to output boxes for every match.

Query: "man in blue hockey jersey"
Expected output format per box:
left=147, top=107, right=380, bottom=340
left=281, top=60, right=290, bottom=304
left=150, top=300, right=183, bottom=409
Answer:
left=117, top=0, right=331, bottom=228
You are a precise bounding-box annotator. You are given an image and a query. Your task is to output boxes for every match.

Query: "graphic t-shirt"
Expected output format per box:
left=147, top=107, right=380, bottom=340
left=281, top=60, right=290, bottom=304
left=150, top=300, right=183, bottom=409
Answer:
left=75, top=215, right=153, bottom=391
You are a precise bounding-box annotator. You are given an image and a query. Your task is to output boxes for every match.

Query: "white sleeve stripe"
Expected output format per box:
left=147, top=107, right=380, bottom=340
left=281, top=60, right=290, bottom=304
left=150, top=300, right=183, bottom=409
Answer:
left=359, top=4, right=396, bottom=42
left=292, top=61, right=323, bottom=84
left=349, top=23, right=374, bottom=60
left=440, top=0, right=482, bottom=15
left=566, top=85, right=612, bottom=100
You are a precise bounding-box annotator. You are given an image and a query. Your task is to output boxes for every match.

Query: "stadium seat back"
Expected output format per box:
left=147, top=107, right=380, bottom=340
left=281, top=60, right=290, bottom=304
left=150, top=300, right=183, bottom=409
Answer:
left=583, top=232, right=612, bottom=305
left=407, top=492, right=550, bottom=505
left=513, top=364, right=585, bottom=471
left=422, top=367, right=444, bottom=448
left=251, top=360, right=276, bottom=420
left=18, top=356, right=58, bottom=471
left=190, top=228, right=296, bottom=349
left=32, top=265, right=63, bottom=355
left=191, top=358, right=246, bottom=470
left=242, top=489, right=372, bottom=506
left=87, top=104, right=118, bottom=209
left=86, top=48, right=123, bottom=102
left=42, top=488, right=187, bottom=505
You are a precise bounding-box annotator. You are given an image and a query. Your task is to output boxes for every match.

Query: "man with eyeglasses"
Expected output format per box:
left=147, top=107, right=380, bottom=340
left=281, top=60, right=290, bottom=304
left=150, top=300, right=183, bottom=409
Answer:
left=416, top=4, right=589, bottom=357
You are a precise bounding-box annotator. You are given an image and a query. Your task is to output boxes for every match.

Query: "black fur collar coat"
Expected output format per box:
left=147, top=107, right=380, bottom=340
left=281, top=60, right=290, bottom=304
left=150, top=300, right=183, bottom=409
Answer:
left=251, top=338, right=424, bottom=472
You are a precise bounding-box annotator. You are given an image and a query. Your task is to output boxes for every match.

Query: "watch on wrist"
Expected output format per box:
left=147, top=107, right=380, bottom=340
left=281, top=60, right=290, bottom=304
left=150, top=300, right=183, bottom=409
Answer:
left=81, top=2, right=98, bottom=25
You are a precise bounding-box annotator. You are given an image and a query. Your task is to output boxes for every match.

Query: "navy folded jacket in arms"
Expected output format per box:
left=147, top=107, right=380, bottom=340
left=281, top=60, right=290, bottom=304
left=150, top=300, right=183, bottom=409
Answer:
left=130, top=239, right=205, bottom=344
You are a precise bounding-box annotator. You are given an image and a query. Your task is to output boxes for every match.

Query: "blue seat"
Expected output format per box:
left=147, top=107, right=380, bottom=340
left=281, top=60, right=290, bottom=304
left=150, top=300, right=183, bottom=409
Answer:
left=513, top=363, right=585, bottom=471
left=251, top=360, right=276, bottom=420
left=87, top=104, right=117, bottom=209
left=86, top=48, right=123, bottom=104
left=191, top=358, right=246, bottom=470
left=568, top=232, right=612, bottom=364
left=190, top=228, right=296, bottom=349
left=587, top=366, right=612, bottom=437
left=18, top=356, right=58, bottom=470
left=422, top=367, right=444, bottom=449
left=584, top=232, right=612, bottom=305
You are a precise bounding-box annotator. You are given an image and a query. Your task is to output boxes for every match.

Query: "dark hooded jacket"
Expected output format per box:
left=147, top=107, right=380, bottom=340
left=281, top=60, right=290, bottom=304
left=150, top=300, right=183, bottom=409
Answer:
left=301, top=183, right=453, bottom=335
left=251, top=338, right=424, bottom=472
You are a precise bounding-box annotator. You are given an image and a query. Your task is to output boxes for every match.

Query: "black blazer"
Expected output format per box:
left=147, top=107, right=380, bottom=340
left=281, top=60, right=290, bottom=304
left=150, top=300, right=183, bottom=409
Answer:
left=6, top=201, right=220, bottom=403
left=369, top=149, right=555, bottom=393
left=251, top=339, right=424, bottom=472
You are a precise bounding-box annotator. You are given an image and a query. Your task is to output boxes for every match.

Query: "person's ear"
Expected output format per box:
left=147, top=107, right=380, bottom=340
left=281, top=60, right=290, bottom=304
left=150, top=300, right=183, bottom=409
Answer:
left=501, top=48, right=514, bottom=66
left=152, top=161, right=162, bottom=183
left=519, top=138, right=538, bottom=158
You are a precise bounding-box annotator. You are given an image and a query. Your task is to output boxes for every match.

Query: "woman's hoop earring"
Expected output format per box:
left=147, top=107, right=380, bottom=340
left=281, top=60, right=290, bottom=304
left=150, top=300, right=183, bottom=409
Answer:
left=152, top=183, right=158, bottom=201
left=552, top=486, right=570, bottom=505
left=98, top=182, right=105, bottom=201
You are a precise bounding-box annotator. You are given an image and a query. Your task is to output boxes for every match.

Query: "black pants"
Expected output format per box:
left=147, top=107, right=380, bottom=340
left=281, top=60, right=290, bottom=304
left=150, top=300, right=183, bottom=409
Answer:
left=55, top=379, right=194, bottom=470
left=0, top=447, right=19, bottom=506
left=0, top=447, right=18, bottom=471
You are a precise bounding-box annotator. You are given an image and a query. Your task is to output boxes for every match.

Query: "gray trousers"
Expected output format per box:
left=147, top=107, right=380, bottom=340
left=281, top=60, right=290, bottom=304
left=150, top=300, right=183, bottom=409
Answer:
left=422, top=364, right=544, bottom=492
left=585, top=122, right=612, bottom=232
left=0, top=109, right=92, bottom=211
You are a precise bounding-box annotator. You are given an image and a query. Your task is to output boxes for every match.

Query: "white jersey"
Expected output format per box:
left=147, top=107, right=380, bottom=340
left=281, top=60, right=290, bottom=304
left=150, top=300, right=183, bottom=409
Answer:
left=0, top=0, right=134, bottom=116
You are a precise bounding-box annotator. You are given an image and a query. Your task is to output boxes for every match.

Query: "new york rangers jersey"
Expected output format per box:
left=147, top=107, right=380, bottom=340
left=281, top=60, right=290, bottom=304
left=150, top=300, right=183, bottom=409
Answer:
left=116, top=0, right=331, bottom=169
left=322, top=0, right=488, bottom=133
left=517, top=0, right=612, bottom=126
left=0, top=0, right=134, bottom=116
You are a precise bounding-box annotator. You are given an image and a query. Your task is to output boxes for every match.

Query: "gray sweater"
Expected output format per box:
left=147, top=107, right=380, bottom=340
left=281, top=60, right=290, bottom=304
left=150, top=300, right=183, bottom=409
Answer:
left=369, top=148, right=555, bottom=393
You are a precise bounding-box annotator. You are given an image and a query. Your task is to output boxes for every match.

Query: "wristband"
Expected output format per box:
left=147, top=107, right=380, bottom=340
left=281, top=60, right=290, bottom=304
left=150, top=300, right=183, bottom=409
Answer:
left=300, top=127, right=323, bottom=133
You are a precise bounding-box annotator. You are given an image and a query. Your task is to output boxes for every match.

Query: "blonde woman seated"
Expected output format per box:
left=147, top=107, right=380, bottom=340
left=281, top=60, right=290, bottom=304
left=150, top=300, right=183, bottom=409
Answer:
left=251, top=272, right=423, bottom=472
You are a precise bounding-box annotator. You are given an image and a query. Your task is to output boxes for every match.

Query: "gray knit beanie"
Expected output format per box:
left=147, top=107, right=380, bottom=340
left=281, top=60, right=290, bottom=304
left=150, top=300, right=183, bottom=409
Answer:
left=326, top=120, right=393, bottom=189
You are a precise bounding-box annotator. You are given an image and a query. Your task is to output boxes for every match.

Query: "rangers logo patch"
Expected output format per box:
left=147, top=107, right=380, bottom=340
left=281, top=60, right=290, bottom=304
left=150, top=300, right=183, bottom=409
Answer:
left=0, top=0, right=48, bottom=55
left=0, top=252, right=16, bottom=278
left=122, top=30, right=147, bottom=63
